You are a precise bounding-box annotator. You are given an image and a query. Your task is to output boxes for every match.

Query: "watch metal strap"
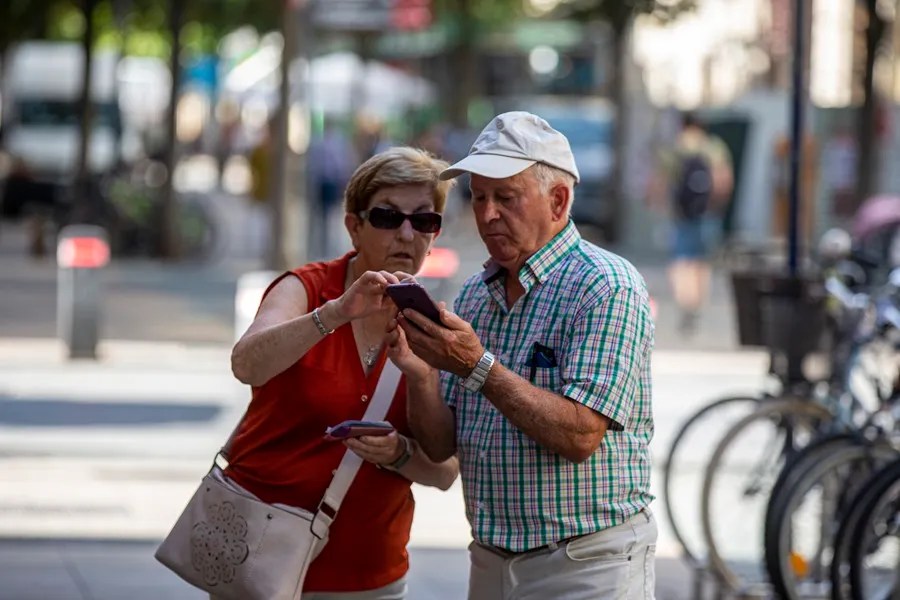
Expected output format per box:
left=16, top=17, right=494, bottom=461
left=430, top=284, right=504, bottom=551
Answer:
left=463, top=350, right=495, bottom=392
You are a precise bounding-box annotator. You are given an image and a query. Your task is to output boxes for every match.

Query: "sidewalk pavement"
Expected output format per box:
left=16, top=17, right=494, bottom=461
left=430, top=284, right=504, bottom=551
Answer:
left=0, top=538, right=697, bottom=600
left=0, top=336, right=769, bottom=600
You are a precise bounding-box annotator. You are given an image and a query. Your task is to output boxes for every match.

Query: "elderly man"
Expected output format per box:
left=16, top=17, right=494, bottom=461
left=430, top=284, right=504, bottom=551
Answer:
left=386, top=111, right=656, bottom=599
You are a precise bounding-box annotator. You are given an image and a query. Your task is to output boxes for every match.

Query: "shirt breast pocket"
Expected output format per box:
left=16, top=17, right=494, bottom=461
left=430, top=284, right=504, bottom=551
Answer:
left=529, top=364, right=562, bottom=394
left=524, top=341, right=561, bottom=393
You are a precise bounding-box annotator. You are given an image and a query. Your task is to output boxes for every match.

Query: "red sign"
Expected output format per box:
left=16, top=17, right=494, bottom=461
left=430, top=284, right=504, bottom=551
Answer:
left=57, top=237, right=110, bottom=269
left=417, top=246, right=459, bottom=279
left=391, top=0, right=432, bottom=31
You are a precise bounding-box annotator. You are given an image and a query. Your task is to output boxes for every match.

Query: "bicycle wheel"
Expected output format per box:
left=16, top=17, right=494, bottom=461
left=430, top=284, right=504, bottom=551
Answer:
left=830, top=460, right=894, bottom=600
left=768, top=438, right=897, bottom=600
left=662, top=394, right=761, bottom=564
left=849, top=458, right=900, bottom=600
left=763, top=433, right=858, bottom=594
left=700, top=398, right=834, bottom=593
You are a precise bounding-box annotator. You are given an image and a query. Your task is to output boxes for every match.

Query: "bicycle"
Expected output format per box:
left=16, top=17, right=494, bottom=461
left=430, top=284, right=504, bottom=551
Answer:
left=763, top=274, right=900, bottom=599
left=698, top=264, right=898, bottom=595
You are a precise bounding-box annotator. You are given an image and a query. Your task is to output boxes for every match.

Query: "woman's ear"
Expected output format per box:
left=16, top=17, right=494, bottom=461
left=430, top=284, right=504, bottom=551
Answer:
left=345, top=212, right=362, bottom=250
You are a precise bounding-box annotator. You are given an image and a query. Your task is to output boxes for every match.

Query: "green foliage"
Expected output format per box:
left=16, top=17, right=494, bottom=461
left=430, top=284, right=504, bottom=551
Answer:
left=0, top=0, right=57, bottom=51
left=46, top=1, right=85, bottom=39
left=431, top=0, right=523, bottom=37
left=558, top=0, right=696, bottom=30
left=469, top=0, right=523, bottom=25
left=1, top=0, right=282, bottom=58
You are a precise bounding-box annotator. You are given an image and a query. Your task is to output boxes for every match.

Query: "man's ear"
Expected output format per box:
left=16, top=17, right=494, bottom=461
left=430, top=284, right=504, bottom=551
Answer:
left=550, top=184, right=570, bottom=221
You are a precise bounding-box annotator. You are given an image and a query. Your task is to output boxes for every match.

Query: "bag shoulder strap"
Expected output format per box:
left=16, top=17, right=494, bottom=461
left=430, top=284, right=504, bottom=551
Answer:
left=215, top=360, right=403, bottom=538
left=311, top=360, right=402, bottom=537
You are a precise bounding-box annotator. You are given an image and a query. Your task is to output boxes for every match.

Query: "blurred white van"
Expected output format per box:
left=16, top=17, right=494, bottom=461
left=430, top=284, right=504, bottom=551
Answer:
left=1, top=41, right=120, bottom=183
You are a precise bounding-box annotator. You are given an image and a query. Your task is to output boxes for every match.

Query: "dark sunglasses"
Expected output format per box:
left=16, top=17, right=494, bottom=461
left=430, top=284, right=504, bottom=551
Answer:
left=359, top=206, right=442, bottom=234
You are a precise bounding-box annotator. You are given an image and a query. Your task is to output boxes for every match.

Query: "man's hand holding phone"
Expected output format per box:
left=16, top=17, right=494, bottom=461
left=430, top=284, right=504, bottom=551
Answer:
left=396, top=305, right=486, bottom=379
left=384, top=281, right=444, bottom=324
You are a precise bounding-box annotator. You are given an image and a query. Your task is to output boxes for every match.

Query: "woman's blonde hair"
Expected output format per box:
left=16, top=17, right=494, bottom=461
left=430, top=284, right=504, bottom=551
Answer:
left=344, top=147, right=454, bottom=215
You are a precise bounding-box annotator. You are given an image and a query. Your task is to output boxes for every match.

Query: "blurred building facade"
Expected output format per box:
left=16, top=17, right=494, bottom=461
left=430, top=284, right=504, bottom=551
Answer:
left=3, top=0, right=900, bottom=259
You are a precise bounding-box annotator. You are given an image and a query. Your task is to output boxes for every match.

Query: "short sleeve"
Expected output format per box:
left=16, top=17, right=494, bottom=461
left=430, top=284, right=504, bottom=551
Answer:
left=560, top=287, right=652, bottom=431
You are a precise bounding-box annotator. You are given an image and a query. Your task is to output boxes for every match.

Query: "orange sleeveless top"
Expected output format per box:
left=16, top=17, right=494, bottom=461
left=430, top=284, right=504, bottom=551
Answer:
left=226, top=253, right=414, bottom=592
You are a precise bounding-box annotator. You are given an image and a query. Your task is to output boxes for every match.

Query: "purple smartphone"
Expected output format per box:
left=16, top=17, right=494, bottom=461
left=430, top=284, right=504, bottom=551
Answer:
left=385, top=282, right=443, bottom=324
left=324, top=420, right=395, bottom=441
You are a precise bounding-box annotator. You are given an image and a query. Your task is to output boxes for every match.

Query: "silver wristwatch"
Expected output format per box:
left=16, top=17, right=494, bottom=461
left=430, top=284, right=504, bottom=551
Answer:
left=462, top=351, right=495, bottom=392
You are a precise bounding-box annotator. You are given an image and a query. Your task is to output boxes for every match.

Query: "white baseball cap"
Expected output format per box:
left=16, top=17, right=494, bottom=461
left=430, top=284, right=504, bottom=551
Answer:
left=439, top=111, right=580, bottom=184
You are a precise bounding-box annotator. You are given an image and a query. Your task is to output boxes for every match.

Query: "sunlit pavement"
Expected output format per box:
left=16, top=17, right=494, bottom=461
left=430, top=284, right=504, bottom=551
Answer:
left=0, top=336, right=768, bottom=599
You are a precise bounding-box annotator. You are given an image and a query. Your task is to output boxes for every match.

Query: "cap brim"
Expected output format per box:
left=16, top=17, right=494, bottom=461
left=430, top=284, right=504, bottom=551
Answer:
left=439, top=154, right=536, bottom=181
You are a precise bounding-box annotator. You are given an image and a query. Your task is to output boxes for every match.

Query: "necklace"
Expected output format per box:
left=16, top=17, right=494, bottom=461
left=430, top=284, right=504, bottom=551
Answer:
left=359, top=316, right=383, bottom=368
left=346, top=258, right=382, bottom=368
left=363, top=343, right=381, bottom=367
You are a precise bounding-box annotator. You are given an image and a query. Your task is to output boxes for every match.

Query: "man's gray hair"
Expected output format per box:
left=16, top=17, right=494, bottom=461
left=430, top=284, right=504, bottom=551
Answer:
left=529, top=163, right=576, bottom=213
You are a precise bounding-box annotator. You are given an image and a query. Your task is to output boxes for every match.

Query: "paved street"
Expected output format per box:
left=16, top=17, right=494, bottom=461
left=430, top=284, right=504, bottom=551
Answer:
left=0, top=194, right=768, bottom=599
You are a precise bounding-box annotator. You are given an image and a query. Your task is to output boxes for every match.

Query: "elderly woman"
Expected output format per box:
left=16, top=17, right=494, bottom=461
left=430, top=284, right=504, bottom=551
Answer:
left=229, top=147, right=459, bottom=599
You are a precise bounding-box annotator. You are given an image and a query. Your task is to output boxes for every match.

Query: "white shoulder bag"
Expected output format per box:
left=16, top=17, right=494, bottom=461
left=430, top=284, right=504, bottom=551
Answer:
left=155, top=361, right=403, bottom=600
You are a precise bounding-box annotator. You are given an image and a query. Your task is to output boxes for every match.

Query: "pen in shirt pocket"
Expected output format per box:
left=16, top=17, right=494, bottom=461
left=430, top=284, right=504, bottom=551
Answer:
left=528, top=342, right=557, bottom=383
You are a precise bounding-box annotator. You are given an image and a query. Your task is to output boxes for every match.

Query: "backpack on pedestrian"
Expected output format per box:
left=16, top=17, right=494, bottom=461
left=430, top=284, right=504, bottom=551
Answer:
left=674, top=153, right=713, bottom=220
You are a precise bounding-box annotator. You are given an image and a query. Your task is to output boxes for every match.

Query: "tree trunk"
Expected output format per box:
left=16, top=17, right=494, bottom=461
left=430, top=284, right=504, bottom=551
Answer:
left=268, top=0, right=296, bottom=271
left=607, top=22, right=629, bottom=244
left=0, top=2, right=10, bottom=71
left=74, top=0, right=96, bottom=221
left=111, top=0, right=130, bottom=167
left=855, top=0, right=886, bottom=208
left=160, top=0, right=182, bottom=259
left=448, top=0, right=476, bottom=128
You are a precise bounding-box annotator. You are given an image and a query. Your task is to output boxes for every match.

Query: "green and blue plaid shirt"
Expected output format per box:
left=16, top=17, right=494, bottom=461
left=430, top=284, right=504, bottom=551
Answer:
left=440, top=221, right=655, bottom=552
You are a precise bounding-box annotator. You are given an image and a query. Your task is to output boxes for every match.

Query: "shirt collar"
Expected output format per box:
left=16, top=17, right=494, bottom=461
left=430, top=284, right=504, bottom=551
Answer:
left=480, top=220, right=581, bottom=287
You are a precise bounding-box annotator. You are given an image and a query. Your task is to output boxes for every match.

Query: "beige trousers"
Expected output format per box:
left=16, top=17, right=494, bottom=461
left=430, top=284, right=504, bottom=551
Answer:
left=468, top=509, right=657, bottom=600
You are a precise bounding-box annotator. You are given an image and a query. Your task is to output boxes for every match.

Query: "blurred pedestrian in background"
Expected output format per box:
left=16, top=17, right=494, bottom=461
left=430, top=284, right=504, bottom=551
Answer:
left=228, top=147, right=459, bottom=599
left=387, top=112, right=657, bottom=599
left=650, top=112, right=733, bottom=335
left=248, top=119, right=274, bottom=206
left=355, top=112, right=393, bottom=161
left=309, top=119, right=356, bottom=258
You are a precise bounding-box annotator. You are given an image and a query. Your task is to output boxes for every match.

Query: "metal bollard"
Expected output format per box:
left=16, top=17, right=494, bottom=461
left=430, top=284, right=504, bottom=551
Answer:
left=56, top=225, right=110, bottom=359
left=234, top=271, right=278, bottom=343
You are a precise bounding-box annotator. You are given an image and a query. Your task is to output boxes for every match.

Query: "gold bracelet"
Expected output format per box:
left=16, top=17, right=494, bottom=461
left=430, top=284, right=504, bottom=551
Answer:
left=312, top=306, right=334, bottom=336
